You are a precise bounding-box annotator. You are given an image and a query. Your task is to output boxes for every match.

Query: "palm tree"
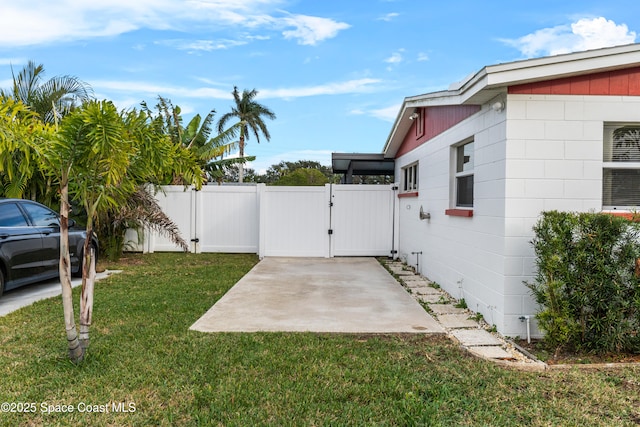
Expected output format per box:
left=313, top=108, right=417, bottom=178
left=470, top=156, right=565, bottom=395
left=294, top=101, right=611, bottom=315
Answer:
left=1, top=61, right=93, bottom=206
left=217, top=87, right=276, bottom=182
left=45, top=100, right=204, bottom=362
left=0, top=97, right=51, bottom=199
left=1, top=60, right=93, bottom=124
left=45, top=100, right=132, bottom=361
left=143, top=96, right=252, bottom=184
left=97, top=104, right=205, bottom=260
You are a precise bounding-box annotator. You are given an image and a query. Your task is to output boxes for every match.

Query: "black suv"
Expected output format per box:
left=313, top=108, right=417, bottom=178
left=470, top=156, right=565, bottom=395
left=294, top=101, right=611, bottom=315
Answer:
left=0, top=199, right=98, bottom=297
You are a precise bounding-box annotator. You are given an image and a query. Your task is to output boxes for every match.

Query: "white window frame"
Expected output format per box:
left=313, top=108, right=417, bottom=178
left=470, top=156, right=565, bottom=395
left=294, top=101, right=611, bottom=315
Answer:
left=401, top=162, right=418, bottom=193
left=603, top=123, right=640, bottom=210
left=454, top=139, right=474, bottom=208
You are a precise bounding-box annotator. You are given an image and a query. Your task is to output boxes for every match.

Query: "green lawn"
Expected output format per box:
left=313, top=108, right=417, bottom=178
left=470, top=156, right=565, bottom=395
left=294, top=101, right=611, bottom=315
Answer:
left=0, top=253, right=639, bottom=426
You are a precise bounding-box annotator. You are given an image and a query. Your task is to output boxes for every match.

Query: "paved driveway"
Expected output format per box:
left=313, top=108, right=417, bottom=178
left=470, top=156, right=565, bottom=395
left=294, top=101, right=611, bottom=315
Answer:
left=0, top=271, right=116, bottom=317
left=190, top=257, right=444, bottom=334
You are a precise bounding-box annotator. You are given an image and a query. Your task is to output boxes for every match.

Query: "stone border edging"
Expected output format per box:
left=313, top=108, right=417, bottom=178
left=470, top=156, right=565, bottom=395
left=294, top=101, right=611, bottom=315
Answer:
left=379, top=258, right=640, bottom=372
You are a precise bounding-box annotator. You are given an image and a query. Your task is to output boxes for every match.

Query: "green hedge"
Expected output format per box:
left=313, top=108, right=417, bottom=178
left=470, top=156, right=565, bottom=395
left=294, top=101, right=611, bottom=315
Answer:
left=527, top=211, right=640, bottom=354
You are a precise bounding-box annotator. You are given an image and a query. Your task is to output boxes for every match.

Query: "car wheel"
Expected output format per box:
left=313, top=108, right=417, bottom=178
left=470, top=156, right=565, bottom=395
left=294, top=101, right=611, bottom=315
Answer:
left=0, top=269, right=4, bottom=298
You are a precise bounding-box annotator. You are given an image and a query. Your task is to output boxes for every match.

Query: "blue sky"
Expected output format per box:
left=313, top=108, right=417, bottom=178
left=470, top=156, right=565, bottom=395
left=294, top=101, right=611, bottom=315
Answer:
left=1, top=1, right=639, bottom=173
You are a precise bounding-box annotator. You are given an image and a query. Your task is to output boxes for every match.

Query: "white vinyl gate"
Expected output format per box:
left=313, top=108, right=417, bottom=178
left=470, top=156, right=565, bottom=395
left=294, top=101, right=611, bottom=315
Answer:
left=140, top=184, right=398, bottom=258
left=330, top=185, right=397, bottom=257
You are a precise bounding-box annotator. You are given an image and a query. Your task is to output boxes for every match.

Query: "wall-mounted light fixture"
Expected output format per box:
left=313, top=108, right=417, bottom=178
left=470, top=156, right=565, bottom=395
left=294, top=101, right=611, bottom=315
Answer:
left=408, top=112, right=419, bottom=120
left=419, top=205, right=431, bottom=220
left=491, top=101, right=505, bottom=112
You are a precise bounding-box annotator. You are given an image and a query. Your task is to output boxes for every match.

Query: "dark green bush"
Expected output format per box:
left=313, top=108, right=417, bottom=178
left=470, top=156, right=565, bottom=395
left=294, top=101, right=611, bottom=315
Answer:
left=527, top=211, right=640, bottom=354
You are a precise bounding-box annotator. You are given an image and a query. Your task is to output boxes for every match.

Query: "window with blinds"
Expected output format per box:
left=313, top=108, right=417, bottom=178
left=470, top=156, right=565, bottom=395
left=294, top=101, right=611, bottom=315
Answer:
left=603, top=124, right=640, bottom=209
left=455, top=140, right=474, bottom=208
left=402, top=162, right=418, bottom=192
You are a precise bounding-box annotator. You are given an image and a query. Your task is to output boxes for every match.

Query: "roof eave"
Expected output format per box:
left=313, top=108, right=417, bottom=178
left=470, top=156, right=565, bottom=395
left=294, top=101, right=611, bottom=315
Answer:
left=382, top=43, right=640, bottom=158
left=382, top=83, right=488, bottom=158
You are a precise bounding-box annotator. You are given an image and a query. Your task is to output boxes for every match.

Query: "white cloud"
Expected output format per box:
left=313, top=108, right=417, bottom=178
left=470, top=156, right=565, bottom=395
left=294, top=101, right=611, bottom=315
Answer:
left=571, top=17, right=636, bottom=50
left=503, top=17, right=637, bottom=58
left=91, top=79, right=233, bottom=99
left=417, top=52, right=429, bottom=62
left=156, top=38, right=249, bottom=51
left=281, top=14, right=350, bottom=46
left=370, top=104, right=401, bottom=122
left=260, top=78, right=382, bottom=99
left=0, top=1, right=349, bottom=47
left=0, top=57, right=27, bottom=66
left=91, top=77, right=383, bottom=102
left=378, top=13, right=400, bottom=22
left=385, top=49, right=404, bottom=65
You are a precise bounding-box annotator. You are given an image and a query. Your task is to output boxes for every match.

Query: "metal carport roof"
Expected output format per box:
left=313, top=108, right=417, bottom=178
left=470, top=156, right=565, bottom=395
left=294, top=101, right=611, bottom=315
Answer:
left=331, top=153, right=394, bottom=183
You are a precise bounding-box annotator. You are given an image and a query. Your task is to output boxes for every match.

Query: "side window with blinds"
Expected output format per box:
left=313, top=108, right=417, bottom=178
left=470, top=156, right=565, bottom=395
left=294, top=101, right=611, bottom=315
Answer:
left=603, top=124, right=640, bottom=209
left=401, top=162, right=418, bottom=193
left=455, top=140, right=474, bottom=208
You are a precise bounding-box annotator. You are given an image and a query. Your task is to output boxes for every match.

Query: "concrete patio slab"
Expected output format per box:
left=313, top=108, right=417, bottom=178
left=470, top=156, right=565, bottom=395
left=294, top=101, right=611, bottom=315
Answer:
left=190, top=257, right=445, bottom=334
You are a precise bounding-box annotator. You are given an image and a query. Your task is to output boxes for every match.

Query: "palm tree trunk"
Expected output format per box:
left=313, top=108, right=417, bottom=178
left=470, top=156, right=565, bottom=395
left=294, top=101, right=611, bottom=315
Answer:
left=79, top=219, right=96, bottom=350
left=59, top=178, right=84, bottom=362
left=238, top=134, right=245, bottom=183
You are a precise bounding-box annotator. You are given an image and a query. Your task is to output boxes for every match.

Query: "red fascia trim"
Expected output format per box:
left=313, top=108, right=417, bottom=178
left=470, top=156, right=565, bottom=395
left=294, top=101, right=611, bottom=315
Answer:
left=398, top=192, right=419, bottom=198
left=445, top=209, right=473, bottom=217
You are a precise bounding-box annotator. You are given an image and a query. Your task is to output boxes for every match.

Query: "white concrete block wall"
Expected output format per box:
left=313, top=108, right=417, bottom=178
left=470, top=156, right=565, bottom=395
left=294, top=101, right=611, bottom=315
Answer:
left=396, top=104, right=510, bottom=333
left=503, top=93, right=640, bottom=337
left=396, top=93, right=640, bottom=339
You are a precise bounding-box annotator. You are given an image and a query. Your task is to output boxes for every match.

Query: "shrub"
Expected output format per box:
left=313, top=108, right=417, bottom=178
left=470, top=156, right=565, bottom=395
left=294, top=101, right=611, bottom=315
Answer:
left=527, top=211, right=640, bottom=354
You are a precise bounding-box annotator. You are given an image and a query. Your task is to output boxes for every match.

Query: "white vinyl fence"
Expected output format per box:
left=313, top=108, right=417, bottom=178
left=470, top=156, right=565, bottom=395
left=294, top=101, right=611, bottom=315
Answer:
left=135, top=183, right=399, bottom=258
